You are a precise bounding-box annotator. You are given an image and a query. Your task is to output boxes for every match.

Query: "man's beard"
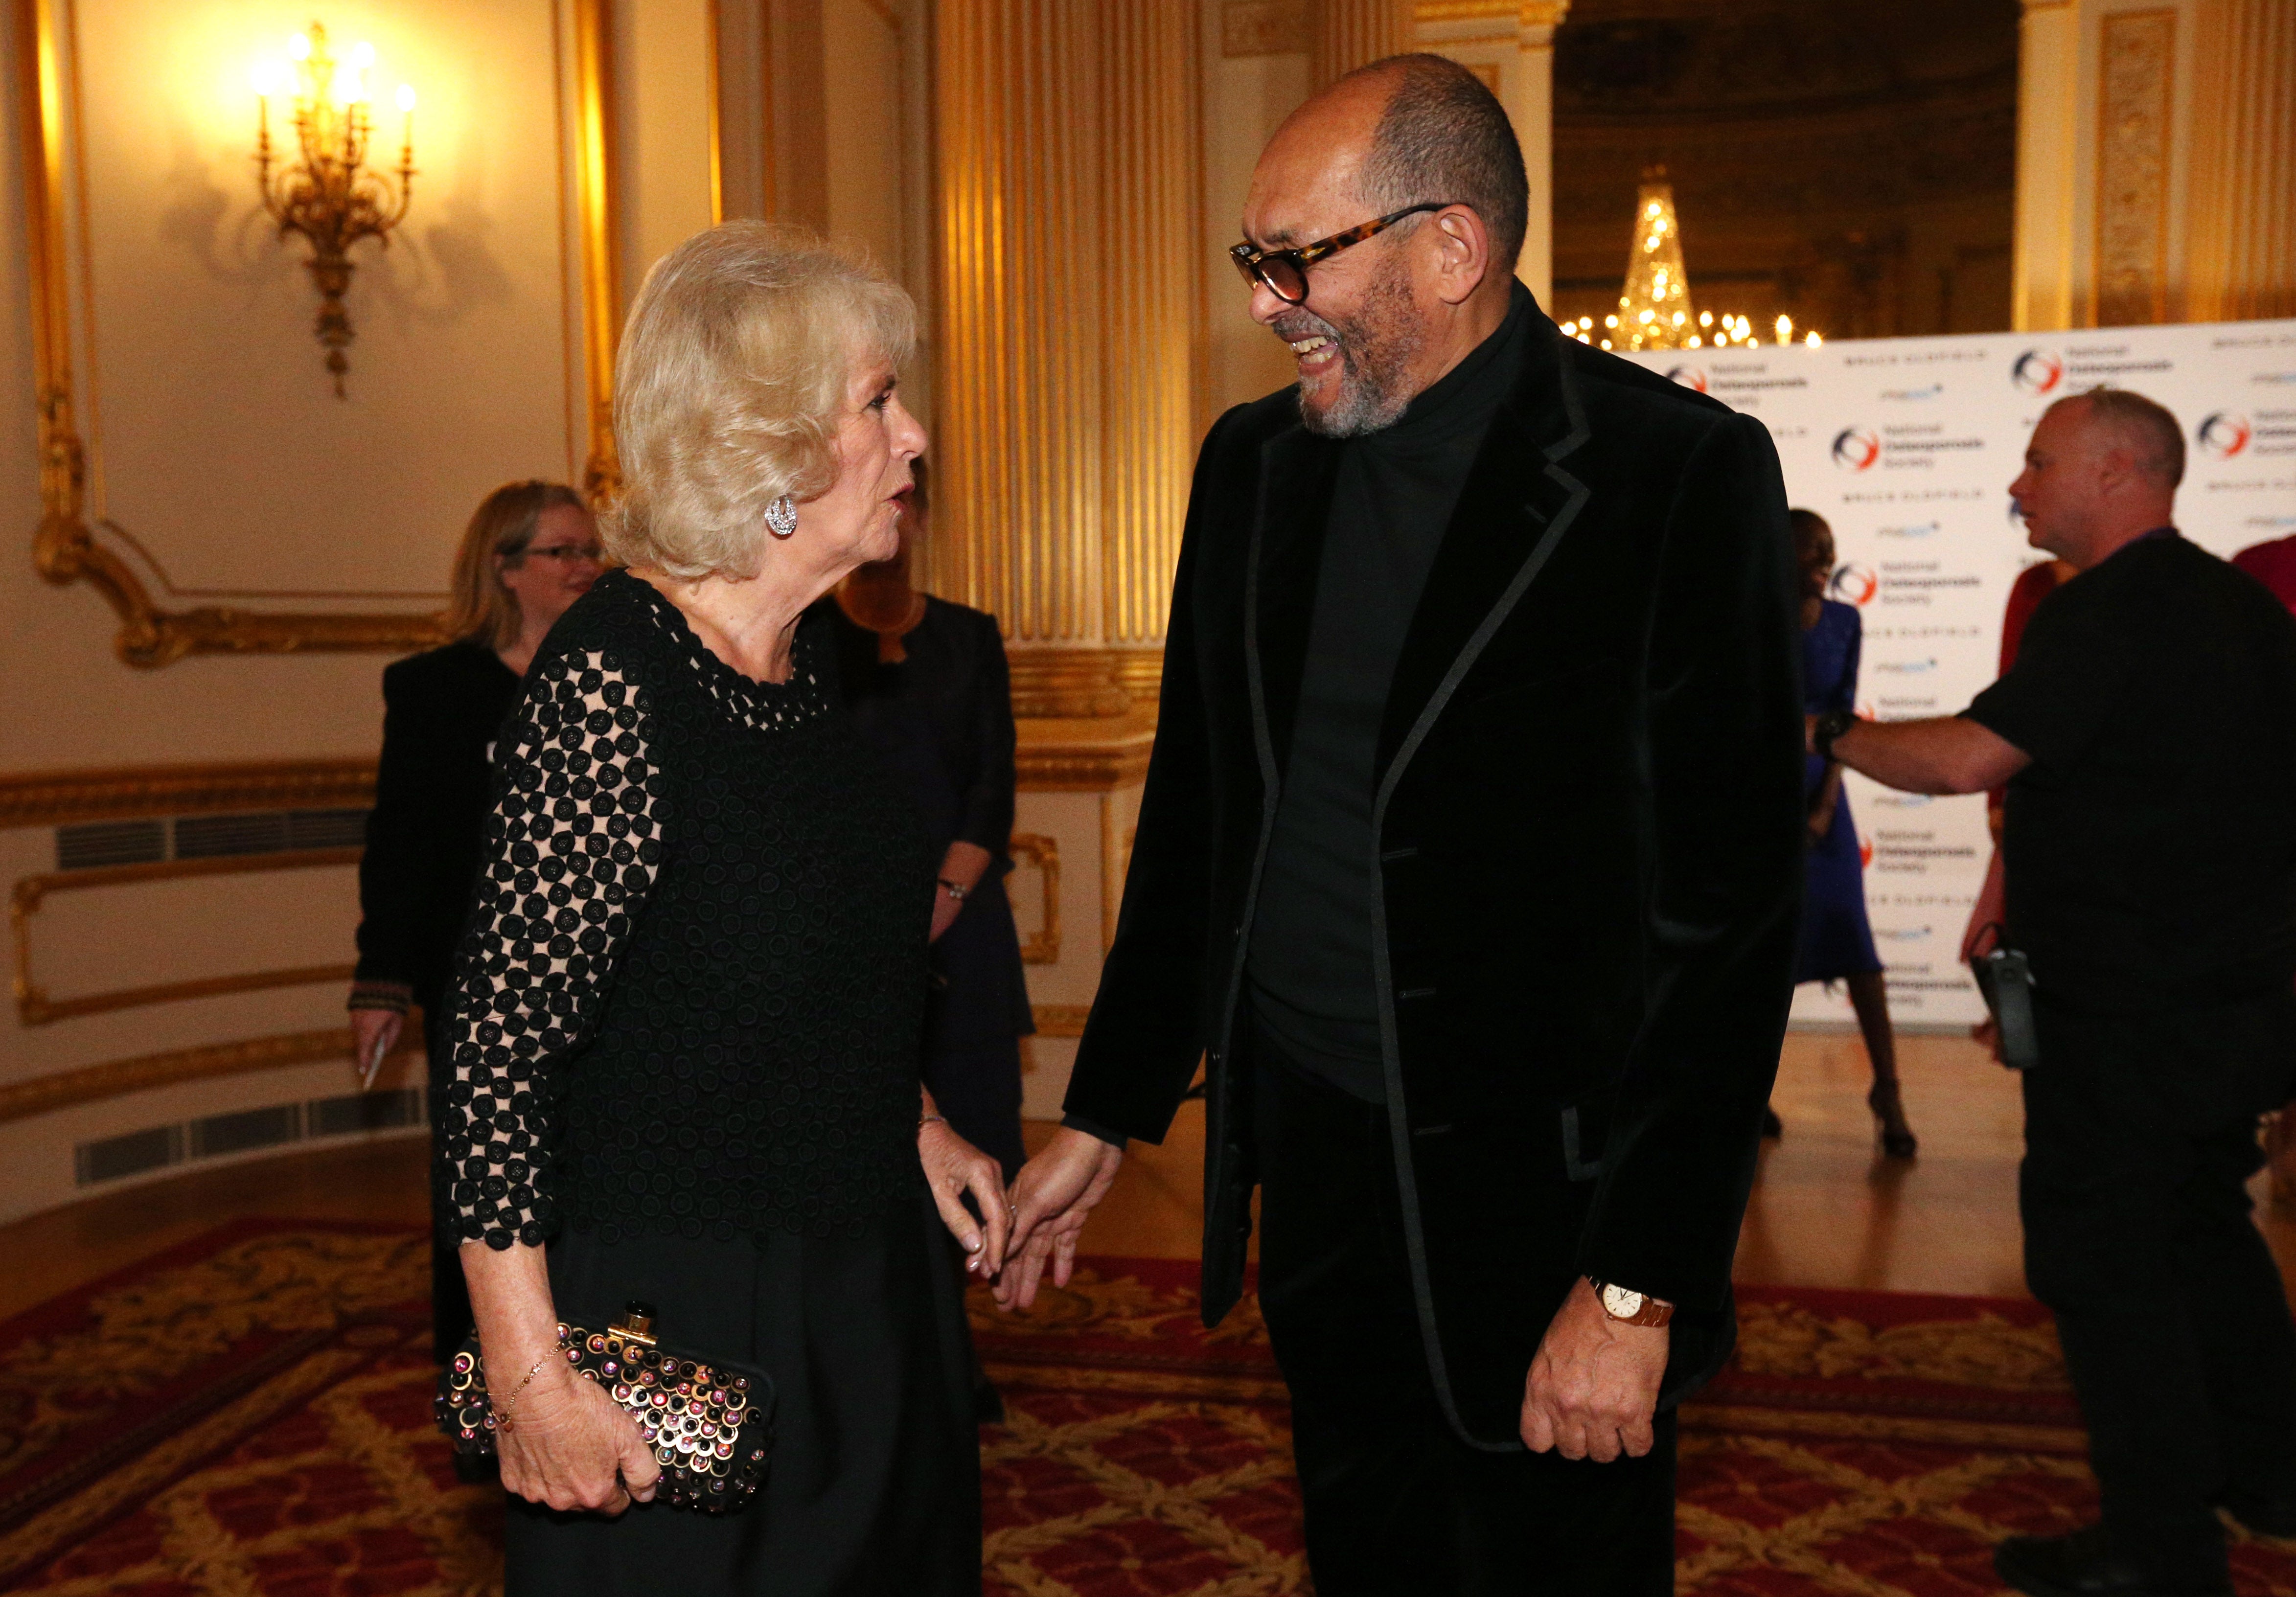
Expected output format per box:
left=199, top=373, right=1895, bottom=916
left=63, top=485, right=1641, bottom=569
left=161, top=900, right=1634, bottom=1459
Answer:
left=1278, top=268, right=1424, bottom=439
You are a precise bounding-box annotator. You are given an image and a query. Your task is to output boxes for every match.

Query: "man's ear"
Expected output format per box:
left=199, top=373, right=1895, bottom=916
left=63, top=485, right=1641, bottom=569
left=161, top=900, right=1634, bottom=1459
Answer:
left=1428, top=205, right=1491, bottom=306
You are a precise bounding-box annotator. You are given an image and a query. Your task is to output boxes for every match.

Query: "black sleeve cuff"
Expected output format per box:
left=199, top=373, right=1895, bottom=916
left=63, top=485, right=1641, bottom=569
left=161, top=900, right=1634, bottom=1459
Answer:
left=1060, top=1113, right=1129, bottom=1152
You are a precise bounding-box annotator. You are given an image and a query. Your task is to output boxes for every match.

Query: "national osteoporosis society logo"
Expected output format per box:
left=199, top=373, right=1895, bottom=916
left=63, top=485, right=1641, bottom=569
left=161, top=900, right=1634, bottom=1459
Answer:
left=2197, top=412, right=2253, bottom=459
left=1829, top=564, right=1878, bottom=606
left=1831, top=427, right=1882, bottom=472
left=2011, top=349, right=2064, bottom=395
left=1665, top=365, right=1710, bottom=394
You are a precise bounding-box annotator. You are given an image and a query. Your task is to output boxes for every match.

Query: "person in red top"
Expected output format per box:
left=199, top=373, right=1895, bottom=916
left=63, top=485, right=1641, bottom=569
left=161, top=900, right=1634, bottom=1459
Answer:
left=2233, top=531, right=2296, bottom=611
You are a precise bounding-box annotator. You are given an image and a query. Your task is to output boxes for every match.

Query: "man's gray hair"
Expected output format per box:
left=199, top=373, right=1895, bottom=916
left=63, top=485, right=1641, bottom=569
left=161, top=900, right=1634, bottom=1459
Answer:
left=1346, top=53, right=1529, bottom=274
left=2064, top=387, right=2186, bottom=488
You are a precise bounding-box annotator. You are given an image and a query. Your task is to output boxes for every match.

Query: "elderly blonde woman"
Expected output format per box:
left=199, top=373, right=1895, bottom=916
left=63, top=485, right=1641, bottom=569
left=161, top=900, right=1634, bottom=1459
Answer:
left=442, top=222, right=1006, bottom=1595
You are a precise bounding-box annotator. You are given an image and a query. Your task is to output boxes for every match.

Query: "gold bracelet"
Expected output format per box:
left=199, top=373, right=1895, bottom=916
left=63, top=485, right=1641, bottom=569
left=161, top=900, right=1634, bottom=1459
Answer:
left=492, top=1350, right=556, bottom=1434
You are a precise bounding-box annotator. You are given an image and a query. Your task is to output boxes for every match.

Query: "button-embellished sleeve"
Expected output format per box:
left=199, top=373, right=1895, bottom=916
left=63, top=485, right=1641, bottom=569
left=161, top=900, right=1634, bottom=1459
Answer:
left=438, top=648, right=665, bottom=1251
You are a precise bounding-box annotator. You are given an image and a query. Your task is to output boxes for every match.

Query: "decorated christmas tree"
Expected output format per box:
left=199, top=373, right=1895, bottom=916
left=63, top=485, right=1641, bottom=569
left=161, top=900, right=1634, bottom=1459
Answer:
left=1617, top=167, right=1696, bottom=352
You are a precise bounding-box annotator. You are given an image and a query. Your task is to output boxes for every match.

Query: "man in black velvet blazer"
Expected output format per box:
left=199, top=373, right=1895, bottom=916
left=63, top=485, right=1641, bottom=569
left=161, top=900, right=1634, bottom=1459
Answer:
left=1001, top=56, right=1803, bottom=1593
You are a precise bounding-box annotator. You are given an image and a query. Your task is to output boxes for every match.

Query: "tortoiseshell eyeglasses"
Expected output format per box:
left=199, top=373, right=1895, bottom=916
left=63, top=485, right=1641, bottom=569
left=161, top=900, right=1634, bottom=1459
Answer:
left=1228, top=202, right=1455, bottom=304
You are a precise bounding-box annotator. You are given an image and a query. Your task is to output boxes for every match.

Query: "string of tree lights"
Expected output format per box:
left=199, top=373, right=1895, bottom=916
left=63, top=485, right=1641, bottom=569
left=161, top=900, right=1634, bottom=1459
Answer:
left=1556, top=169, right=1824, bottom=355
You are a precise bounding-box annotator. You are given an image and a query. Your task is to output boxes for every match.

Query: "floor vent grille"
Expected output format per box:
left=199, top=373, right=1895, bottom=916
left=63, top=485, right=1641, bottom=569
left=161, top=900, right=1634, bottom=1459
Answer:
left=54, top=807, right=369, bottom=870
left=54, top=821, right=167, bottom=870
left=71, top=1088, right=424, bottom=1187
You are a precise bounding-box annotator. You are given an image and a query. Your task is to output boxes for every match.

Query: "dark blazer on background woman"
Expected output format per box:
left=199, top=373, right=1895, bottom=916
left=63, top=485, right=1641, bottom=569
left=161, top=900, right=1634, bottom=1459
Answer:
left=352, top=638, right=522, bottom=1354
left=828, top=596, right=1034, bottom=1176
left=355, top=640, right=524, bottom=1019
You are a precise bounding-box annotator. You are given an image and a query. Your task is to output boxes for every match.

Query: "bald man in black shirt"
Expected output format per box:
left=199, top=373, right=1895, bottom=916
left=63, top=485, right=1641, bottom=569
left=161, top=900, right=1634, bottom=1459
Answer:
left=1818, top=388, right=2296, bottom=1597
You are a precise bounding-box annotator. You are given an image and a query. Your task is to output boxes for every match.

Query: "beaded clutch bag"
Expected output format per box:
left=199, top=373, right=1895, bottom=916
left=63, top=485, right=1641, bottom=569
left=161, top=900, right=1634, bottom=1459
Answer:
left=435, top=1301, right=776, bottom=1512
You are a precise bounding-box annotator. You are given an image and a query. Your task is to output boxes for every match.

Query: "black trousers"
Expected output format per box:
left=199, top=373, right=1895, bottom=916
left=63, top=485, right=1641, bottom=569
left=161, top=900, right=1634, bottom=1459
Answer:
left=1254, top=1051, right=1678, bottom=1597
left=2022, top=991, right=2296, bottom=1591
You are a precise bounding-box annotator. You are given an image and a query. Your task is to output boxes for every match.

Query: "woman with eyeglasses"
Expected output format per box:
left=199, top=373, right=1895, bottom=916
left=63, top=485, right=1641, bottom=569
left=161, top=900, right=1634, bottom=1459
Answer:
left=348, top=479, right=604, bottom=1369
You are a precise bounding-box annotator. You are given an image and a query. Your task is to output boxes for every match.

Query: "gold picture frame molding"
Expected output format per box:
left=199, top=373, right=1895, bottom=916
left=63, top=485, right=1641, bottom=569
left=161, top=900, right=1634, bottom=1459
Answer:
left=11, top=0, right=624, bottom=667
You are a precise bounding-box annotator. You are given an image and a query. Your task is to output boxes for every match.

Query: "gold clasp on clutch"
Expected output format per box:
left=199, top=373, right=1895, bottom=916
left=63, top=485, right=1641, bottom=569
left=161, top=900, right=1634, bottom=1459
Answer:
left=610, top=1300, right=659, bottom=1347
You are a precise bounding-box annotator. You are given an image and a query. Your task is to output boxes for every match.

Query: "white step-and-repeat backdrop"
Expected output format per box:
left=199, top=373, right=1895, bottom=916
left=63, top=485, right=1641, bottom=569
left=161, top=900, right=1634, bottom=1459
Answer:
left=1629, top=319, right=2296, bottom=1027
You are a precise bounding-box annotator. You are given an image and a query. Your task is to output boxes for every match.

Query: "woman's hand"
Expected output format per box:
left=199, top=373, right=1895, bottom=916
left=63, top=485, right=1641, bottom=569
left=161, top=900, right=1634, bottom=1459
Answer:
left=461, top=1240, right=659, bottom=1515
left=348, top=1006, right=403, bottom=1084
left=918, top=1115, right=1010, bottom=1278
left=494, top=1357, right=663, bottom=1514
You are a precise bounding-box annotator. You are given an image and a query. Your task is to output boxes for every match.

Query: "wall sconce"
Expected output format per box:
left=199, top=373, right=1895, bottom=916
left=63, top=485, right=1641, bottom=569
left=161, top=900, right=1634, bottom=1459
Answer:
left=252, top=24, right=416, bottom=397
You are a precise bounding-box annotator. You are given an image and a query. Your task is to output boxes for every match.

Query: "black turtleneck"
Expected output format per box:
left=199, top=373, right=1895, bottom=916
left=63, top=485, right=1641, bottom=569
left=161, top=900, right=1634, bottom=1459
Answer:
left=1248, top=282, right=1536, bottom=1101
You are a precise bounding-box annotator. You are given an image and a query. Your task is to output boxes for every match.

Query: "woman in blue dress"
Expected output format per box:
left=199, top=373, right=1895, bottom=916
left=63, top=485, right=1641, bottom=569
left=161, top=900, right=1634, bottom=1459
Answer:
left=1786, top=510, right=1917, bottom=1157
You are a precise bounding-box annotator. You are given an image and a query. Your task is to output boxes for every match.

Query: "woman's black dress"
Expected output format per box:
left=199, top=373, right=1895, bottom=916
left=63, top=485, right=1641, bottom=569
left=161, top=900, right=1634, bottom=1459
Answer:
left=353, top=637, right=523, bottom=1357
left=827, top=597, right=1034, bottom=1179
left=437, top=570, right=978, bottom=1596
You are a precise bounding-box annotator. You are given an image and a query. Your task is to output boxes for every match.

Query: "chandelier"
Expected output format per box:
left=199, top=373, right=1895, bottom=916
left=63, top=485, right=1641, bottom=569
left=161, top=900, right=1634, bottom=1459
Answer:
left=252, top=23, right=417, bottom=397
left=1556, top=169, right=1823, bottom=354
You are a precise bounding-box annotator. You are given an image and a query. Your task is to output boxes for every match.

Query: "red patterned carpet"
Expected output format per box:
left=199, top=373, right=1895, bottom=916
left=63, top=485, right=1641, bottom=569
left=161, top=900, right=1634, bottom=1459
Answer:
left=2, top=1220, right=2292, bottom=1596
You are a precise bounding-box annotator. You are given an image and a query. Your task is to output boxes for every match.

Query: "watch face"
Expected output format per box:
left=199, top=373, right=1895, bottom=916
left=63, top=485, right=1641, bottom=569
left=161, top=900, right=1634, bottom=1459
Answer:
left=1601, top=1283, right=1645, bottom=1320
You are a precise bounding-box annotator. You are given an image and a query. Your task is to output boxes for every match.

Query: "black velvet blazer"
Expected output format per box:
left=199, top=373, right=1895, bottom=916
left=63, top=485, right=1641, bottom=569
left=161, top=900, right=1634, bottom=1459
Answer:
left=1062, top=310, right=1805, bottom=1450
left=354, top=638, right=523, bottom=1018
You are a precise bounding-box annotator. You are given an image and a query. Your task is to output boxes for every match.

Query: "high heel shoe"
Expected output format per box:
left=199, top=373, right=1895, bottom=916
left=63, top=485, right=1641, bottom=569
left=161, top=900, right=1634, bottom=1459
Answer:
left=1868, top=1083, right=1918, bottom=1159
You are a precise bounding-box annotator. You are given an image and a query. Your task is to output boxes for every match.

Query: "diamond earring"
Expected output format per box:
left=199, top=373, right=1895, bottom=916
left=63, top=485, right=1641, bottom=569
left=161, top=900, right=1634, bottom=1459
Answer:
left=764, top=495, right=798, bottom=539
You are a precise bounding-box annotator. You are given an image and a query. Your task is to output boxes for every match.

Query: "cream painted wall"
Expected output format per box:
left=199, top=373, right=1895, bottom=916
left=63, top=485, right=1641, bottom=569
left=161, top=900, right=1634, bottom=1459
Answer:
left=0, top=0, right=718, bottom=1225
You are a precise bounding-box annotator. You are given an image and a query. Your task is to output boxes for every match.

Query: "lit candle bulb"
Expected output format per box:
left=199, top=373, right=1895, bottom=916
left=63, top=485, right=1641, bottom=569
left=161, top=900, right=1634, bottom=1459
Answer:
left=396, top=84, right=415, bottom=161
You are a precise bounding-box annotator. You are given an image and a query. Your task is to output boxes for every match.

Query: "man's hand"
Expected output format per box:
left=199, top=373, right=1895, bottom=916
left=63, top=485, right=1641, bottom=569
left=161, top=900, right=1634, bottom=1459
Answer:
left=1520, top=1278, right=1670, bottom=1461
left=994, top=1128, right=1124, bottom=1311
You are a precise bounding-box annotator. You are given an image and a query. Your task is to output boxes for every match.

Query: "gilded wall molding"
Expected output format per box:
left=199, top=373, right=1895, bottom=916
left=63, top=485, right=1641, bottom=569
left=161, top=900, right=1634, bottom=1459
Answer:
left=0, top=1024, right=415, bottom=1127
left=11, top=0, right=620, bottom=664
left=1030, top=1004, right=1091, bottom=1039
left=2093, top=9, right=2176, bottom=327
left=13, top=849, right=361, bottom=1026
left=0, top=735, right=1150, bottom=836
left=572, top=0, right=624, bottom=501
left=1009, top=832, right=1061, bottom=965
left=0, top=759, right=377, bottom=830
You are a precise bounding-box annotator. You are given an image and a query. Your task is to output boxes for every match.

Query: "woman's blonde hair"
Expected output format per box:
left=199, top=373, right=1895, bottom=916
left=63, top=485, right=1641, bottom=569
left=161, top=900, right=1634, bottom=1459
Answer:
left=605, top=222, right=917, bottom=579
left=444, top=479, right=588, bottom=648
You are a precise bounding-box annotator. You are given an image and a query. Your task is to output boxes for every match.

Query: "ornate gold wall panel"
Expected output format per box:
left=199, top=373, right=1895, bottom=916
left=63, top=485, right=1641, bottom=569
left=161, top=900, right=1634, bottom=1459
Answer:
left=2183, top=0, right=2296, bottom=322
left=2094, top=9, right=2176, bottom=327
left=1101, top=0, right=1202, bottom=647
left=1008, top=832, right=1061, bottom=964
left=1311, top=0, right=1414, bottom=88
left=930, top=0, right=1105, bottom=648
left=573, top=0, right=626, bottom=501
left=12, top=0, right=622, bottom=664
left=13, top=849, right=360, bottom=1026
left=928, top=0, right=1202, bottom=685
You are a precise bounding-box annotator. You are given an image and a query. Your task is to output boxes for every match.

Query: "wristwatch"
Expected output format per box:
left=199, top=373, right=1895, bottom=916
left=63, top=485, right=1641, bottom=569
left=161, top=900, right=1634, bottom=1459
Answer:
left=1590, top=1279, right=1674, bottom=1328
left=1812, top=708, right=1858, bottom=760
